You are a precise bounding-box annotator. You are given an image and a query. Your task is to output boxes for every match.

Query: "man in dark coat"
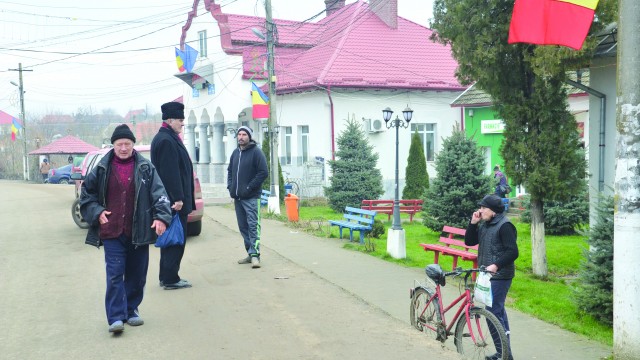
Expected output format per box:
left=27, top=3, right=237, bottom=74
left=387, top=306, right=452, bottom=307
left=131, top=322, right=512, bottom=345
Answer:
left=151, top=101, right=196, bottom=290
left=227, top=126, right=268, bottom=268
left=80, top=124, right=172, bottom=333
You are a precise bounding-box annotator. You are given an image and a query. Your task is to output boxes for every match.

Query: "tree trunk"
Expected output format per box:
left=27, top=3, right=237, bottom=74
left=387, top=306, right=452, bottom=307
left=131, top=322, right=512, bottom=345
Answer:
left=530, top=198, right=548, bottom=277
left=614, top=0, right=640, bottom=357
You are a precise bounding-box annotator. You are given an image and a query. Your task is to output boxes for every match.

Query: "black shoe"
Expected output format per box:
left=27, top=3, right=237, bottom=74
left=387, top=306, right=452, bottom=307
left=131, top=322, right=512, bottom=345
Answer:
left=163, top=279, right=192, bottom=290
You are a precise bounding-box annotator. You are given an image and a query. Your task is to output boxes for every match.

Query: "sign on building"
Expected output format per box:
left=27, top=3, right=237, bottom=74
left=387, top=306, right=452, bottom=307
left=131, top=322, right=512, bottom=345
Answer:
left=481, top=119, right=505, bottom=134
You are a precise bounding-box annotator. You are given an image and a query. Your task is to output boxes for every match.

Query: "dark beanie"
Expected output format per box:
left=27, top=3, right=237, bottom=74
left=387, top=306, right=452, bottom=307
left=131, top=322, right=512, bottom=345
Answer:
left=161, top=101, right=185, bottom=120
left=111, top=124, right=136, bottom=144
left=478, top=194, right=505, bottom=214
left=237, top=126, right=253, bottom=140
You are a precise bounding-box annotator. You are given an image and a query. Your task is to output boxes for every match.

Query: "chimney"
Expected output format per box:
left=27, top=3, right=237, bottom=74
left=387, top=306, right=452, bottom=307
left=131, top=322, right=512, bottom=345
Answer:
left=325, top=0, right=346, bottom=17
left=369, top=0, right=398, bottom=29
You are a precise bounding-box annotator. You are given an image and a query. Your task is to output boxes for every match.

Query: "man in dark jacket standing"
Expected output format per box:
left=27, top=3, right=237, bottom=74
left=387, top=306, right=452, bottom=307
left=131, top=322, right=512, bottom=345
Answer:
left=227, top=126, right=268, bottom=268
left=80, top=124, right=172, bottom=334
left=465, top=194, right=518, bottom=360
left=151, top=101, right=196, bottom=290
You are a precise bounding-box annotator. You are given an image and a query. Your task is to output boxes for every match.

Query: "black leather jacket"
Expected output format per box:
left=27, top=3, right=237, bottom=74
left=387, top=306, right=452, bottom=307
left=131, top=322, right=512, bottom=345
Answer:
left=79, top=150, right=172, bottom=248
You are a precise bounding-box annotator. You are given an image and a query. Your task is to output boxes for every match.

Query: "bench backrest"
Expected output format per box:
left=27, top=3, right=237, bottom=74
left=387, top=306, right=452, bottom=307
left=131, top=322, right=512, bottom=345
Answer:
left=344, top=206, right=377, bottom=225
left=361, top=199, right=423, bottom=211
left=260, top=190, right=270, bottom=205
left=440, top=225, right=478, bottom=251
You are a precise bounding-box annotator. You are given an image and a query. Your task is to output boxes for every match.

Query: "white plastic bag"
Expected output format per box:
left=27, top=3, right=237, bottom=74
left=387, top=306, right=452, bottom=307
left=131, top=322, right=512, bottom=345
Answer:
left=474, top=272, right=493, bottom=307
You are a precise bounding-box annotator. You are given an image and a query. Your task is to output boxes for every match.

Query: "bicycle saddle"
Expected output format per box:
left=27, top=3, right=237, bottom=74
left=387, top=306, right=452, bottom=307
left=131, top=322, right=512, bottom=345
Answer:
left=425, top=264, right=446, bottom=286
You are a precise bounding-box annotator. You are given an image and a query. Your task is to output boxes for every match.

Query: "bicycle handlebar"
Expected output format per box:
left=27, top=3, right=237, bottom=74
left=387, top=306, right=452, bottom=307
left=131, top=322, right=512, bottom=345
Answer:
left=444, top=266, right=494, bottom=278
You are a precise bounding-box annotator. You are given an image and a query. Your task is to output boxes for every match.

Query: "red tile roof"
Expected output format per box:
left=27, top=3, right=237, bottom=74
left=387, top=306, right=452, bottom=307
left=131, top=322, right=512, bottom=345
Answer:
left=191, top=0, right=463, bottom=93
left=28, top=135, right=99, bottom=155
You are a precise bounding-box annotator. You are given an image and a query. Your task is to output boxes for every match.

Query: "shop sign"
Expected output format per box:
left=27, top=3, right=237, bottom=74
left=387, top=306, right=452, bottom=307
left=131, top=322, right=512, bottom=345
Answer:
left=481, top=120, right=505, bottom=134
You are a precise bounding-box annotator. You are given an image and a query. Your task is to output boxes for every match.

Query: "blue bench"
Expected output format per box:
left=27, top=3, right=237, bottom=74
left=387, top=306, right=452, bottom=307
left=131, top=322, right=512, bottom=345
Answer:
left=260, top=190, right=270, bottom=206
left=502, top=198, right=509, bottom=212
left=329, top=207, right=377, bottom=244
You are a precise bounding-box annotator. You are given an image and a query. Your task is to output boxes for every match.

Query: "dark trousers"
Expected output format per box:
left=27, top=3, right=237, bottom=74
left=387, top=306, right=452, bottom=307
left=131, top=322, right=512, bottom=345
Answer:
left=103, top=234, right=149, bottom=325
left=487, top=278, right=513, bottom=356
left=159, top=212, right=188, bottom=284
left=234, top=198, right=261, bottom=257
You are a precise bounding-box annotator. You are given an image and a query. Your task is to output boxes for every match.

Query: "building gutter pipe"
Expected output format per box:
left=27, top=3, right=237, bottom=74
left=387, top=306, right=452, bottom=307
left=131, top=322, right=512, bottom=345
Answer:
left=327, top=86, right=336, bottom=161
left=566, top=79, right=606, bottom=192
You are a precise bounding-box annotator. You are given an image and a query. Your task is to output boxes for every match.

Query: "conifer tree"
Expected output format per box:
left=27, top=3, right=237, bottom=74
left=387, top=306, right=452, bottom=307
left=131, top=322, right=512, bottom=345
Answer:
left=402, top=130, right=429, bottom=200
left=325, top=118, right=383, bottom=212
left=422, top=128, right=491, bottom=231
left=261, top=132, right=285, bottom=202
left=573, top=195, right=613, bottom=325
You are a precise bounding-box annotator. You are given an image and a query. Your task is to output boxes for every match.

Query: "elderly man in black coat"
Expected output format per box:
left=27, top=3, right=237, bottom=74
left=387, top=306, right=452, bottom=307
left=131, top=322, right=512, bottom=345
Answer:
left=150, top=101, right=196, bottom=290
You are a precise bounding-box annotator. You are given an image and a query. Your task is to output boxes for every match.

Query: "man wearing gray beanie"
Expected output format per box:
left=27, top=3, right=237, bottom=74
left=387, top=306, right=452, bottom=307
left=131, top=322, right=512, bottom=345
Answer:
left=227, top=126, right=268, bottom=268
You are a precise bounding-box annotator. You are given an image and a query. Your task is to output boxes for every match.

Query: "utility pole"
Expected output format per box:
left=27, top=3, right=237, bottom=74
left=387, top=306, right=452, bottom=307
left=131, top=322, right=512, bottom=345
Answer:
left=9, top=63, right=32, bottom=181
left=614, top=1, right=640, bottom=358
left=265, top=0, right=280, bottom=214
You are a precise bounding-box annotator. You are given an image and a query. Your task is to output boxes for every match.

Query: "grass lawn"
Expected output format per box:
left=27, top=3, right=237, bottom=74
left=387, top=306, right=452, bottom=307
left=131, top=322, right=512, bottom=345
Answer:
left=265, top=204, right=613, bottom=346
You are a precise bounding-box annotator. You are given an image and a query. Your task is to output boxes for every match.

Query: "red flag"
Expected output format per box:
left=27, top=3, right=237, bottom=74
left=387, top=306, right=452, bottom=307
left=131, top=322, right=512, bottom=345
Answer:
left=508, top=0, right=600, bottom=50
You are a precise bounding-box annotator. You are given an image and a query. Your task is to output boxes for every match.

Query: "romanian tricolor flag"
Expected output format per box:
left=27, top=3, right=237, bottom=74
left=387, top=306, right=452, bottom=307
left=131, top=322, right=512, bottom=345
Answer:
left=175, top=44, right=198, bottom=73
left=11, top=118, right=22, bottom=142
left=252, top=82, right=269, bottom=120
left=508, top=0, right=600, bottom=50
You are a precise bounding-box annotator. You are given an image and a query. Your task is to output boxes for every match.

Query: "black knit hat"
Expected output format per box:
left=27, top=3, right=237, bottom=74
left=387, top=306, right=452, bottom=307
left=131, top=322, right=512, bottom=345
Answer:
left=161, top=101, right=185, bottom=120
left=110, top=124, right=136, bottom=144
left=478, top=194, right=505, bottom=214
left=236, top=126, right=253, bottom=140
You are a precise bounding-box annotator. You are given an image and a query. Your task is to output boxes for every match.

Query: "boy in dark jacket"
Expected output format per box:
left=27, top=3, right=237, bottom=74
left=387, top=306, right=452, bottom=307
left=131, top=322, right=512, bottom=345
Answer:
left=80, top=124, right=171, bottom=333
left=227, top=126, right=268, bottom=268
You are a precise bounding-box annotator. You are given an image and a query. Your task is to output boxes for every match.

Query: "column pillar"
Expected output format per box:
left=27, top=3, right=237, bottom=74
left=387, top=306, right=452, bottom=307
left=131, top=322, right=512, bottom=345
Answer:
left=184, top=124, right=197, bottom=161
left=198, top=124, right=211, bottom=164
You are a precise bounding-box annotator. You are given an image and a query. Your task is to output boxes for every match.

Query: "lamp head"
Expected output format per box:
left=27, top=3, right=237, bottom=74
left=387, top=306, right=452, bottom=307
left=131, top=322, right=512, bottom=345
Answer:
left=382, top=107, right=393, bottom=123
left=402, top=106, right=413, bottom=123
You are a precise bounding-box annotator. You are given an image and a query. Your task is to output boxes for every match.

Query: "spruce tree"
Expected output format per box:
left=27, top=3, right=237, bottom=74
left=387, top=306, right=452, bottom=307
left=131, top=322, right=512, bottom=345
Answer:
left=325, top=118, right=384, bottom=212
left=422, top=128, right=491, bottom=231
left=402, top=130, right=430, bottom=200
left=573, top=195, right=613, bottom=325
left=261, top=132, right=285, bottom=202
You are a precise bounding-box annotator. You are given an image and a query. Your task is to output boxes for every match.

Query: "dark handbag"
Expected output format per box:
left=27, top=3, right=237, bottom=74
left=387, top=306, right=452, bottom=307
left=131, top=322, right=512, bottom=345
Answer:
left=155, top=214, right=184, bottom=248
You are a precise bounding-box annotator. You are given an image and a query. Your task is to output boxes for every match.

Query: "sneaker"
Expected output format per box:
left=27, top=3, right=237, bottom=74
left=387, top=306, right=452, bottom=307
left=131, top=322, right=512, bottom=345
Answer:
left=127, top=316, right=144, bottom=326
left=163, top=279, right=192, bottom=290
left=108, top=320, right=124, bottom=333
left=251, top=256, right=261, bottom=268
left=237, top=256, right=251, bottom=264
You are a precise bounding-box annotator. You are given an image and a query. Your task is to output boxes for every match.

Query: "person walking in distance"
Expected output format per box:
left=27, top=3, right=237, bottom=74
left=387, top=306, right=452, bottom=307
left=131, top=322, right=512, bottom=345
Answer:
left=39, top=158, right=51, bottom=183
left=227, top=126, right=268, bottom=268
left=79, top=124, right=172, bottom=333
left=465, top=194, right=518, bottom=360
left=151, top=101, right=196, bottom=290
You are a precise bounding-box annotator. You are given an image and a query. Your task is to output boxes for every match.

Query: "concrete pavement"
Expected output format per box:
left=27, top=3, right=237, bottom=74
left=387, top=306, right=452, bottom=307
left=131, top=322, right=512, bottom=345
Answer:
left=208, top=202, right=613, bottom=359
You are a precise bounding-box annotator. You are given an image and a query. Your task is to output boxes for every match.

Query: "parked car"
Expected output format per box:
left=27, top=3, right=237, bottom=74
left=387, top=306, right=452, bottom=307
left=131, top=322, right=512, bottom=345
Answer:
left=70, top=145, right=204, bottom=236
left=48, top=164, right=74, bottom=184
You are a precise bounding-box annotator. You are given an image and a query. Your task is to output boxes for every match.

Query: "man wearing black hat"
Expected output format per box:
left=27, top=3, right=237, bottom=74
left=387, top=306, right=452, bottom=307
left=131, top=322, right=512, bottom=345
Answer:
left=79, top=124, right=172, bottom=333
left=227, top=126, right=268, bottom=268
left=465, top=194, right=518, bottom=359
left=151, top=101, right=196, bottom=289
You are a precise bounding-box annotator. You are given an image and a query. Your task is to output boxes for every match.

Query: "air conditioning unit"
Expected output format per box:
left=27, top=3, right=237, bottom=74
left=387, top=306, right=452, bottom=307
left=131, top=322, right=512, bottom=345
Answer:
left=369, top=119, right=384, bottom=133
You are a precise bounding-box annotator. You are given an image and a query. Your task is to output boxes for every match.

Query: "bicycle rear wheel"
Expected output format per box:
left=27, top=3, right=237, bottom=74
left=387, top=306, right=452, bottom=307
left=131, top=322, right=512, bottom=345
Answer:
left=410, top=288, right=443, bottom=342
left=454, top=307, right=509, bottom=359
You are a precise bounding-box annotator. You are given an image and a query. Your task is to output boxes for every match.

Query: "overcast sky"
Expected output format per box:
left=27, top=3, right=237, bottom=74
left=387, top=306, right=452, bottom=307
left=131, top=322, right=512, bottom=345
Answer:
left=0, top=0, right=434, bottom=118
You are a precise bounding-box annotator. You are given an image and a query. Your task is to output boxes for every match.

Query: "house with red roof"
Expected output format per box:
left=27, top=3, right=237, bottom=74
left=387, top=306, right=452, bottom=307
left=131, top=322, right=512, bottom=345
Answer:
left=175, top=0, right=466, bottom=197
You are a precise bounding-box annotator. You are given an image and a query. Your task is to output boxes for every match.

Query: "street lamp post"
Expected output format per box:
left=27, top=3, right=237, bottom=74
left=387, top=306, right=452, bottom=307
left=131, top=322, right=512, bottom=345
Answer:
left=382, top=106, right=413, bottom=258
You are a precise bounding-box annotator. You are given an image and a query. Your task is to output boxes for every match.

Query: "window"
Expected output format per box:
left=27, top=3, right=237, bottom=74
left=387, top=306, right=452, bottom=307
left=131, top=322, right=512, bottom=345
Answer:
left=410, top=123, right=436, bottom=161
left=198, top=30, right=208, bottom=57
left=282, top=126, right=292, bottom=165
left=300, top=125, right=309, bottom=164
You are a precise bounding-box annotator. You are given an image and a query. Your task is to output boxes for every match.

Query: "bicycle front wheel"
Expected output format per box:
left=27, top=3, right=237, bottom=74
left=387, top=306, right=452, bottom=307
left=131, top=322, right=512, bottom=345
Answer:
left=410, top=287, right=443, bottom=342
left=454, top=307, right=509, bottom=360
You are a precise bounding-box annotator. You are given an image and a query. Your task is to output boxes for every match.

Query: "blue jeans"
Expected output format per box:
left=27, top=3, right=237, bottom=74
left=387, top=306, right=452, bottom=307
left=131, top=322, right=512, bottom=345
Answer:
left=103, top=234, right=149, bottom=325
left=487, top=278, right=513, bottom=356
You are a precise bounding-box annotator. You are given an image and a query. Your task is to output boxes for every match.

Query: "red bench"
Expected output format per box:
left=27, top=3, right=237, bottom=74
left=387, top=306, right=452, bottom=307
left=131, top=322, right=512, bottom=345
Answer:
left=361, top=199, right=423, bottom=222
left=420, top=225, right=478, bottom=271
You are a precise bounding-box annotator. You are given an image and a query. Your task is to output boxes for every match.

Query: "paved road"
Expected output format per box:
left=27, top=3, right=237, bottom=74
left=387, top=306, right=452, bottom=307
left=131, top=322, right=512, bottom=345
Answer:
left=0, top=181, right=460, bottom=360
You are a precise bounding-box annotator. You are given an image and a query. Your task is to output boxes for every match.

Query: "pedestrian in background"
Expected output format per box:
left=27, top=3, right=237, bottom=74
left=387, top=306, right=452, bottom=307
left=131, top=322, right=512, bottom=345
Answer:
left=465, top=194, right=518, bottom=360
left=227, top=126, right=268, bottom=268
left=494, top=165, right=508, bottom=198
left=39, top=158, right=51, bottom=183
left=79, top=124, right=171, bottom=333
left=151, top=101, right=196, bottom=290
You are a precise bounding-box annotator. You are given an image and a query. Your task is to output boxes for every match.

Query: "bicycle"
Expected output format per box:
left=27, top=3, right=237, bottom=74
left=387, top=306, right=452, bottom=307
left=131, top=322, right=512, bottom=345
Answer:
left=283, top=172, right=300, bottom=196
left=410, top=265, right=510, bottom=360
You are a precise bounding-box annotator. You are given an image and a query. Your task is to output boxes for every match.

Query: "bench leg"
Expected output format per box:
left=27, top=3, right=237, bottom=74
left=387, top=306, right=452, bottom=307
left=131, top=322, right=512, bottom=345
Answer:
left=338, top=227, right=344, bottom=239
left=359, top=231, right=364, bottom=244
left=452, top=256, right=459, bottom=270
left=349, top=229, right=354, bottom=242
left=433, top=252, right=440, bottom=264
